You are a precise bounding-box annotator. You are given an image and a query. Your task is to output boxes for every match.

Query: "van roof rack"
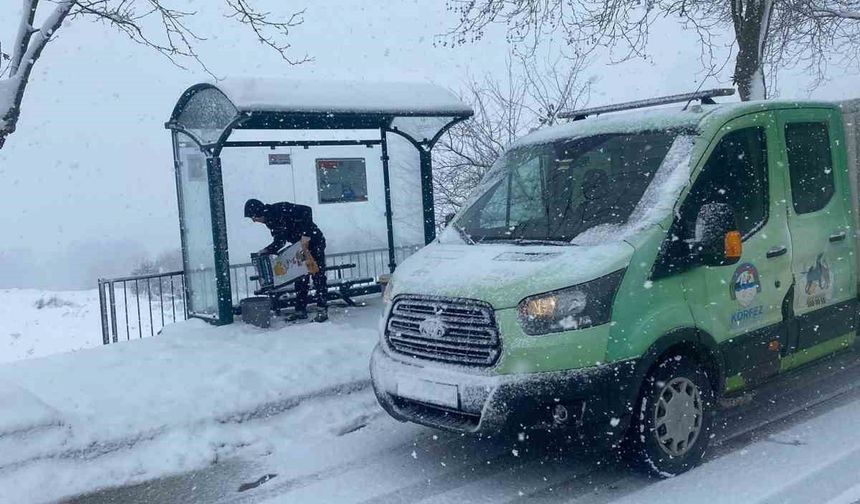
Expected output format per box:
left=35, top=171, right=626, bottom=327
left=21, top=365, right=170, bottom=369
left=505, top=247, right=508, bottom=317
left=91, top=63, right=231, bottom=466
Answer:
left=560, top=88, right=736, bottom=121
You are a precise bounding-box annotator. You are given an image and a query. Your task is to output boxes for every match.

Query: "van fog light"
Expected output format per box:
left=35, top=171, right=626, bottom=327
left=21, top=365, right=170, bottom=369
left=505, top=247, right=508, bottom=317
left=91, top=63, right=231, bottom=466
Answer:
left=553, top=404, right=570, bottom=425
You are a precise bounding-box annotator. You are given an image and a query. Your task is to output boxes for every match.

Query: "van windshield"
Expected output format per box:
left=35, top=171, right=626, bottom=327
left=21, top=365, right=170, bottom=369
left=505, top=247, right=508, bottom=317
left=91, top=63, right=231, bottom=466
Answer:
left=455, top=130, right=682, bottom=244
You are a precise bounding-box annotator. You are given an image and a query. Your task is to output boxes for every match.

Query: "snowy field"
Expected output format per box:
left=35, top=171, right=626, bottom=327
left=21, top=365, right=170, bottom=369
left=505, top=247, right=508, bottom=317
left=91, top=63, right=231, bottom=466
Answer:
left=0, top=289, right=104, bottom=364
left=0, top=287, right=185, bottom=365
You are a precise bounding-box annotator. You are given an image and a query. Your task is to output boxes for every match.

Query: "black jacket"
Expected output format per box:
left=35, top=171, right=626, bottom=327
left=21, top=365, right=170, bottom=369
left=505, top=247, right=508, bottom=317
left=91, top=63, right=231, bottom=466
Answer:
left=260, top=202, right=324, bottom=254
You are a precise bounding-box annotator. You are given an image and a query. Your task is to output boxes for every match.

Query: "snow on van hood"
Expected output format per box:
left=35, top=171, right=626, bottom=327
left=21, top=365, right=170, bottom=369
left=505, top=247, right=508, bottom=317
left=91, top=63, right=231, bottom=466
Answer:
left=389, top=241, right=634, bottom=310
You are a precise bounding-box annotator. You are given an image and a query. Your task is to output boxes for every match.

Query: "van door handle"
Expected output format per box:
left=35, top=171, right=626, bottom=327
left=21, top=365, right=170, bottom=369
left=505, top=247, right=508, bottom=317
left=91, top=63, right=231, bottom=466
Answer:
left=829, top=231, right=847, bottom=242
left=766, top=246, right=787, bottom=258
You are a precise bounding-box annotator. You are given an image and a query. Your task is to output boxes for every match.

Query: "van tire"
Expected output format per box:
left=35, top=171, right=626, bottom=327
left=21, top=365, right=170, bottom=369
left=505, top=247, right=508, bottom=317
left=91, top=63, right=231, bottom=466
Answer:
left=627, top=354, right=714, bottom=477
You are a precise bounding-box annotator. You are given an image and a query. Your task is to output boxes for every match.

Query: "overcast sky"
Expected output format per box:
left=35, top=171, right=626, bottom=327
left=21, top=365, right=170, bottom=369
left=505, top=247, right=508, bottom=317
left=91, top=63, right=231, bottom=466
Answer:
left=2, top=0, right=859, bottom=289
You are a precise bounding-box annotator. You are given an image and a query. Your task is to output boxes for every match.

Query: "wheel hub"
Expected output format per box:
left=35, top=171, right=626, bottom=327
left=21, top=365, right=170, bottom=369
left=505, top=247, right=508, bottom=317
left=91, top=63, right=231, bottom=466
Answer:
left=653, top=376, right=703, bottom=457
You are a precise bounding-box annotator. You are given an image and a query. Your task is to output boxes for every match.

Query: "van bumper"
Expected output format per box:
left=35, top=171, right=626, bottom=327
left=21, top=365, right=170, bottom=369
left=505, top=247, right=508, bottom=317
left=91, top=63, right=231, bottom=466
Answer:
left=370, top=344, right=640, bottom=439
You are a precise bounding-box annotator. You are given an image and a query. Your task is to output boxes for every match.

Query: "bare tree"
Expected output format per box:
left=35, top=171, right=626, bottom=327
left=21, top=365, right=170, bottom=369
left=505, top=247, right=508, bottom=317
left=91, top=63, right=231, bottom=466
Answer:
left=443, top=0, right=860, bottom=101
left=434, top=52, right=591, bottom=217
left=0, top=0, right=307, bottom=149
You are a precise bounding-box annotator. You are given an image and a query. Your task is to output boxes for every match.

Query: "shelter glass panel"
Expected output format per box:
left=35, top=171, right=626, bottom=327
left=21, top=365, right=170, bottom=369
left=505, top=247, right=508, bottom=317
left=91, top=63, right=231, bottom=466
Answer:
left=173, top=131, right=219, bottom=318
left=175, top=88, right=238, bottom=145
left=390, top=116, right=457, bottom=145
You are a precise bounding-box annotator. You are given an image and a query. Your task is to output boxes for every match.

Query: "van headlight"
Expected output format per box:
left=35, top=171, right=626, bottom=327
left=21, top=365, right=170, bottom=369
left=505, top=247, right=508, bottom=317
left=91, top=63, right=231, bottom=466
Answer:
left=517, top=270, right=626, bottom=335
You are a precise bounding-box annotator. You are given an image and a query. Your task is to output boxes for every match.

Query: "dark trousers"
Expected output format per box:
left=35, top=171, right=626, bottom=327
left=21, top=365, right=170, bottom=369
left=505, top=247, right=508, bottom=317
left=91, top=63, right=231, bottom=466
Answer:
left=295, top=239, right=327, bottom=311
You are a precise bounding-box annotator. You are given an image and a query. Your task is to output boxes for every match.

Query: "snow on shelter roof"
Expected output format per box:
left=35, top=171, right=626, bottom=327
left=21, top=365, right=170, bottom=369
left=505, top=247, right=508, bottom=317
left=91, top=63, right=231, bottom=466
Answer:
left=167, top=77, right=473, bottom=145
left=212, top=77, right=472, bottom=116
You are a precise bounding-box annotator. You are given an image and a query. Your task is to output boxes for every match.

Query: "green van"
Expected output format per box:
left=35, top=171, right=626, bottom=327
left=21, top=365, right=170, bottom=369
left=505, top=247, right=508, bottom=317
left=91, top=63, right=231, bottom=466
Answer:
left=371, top=91, right=860, bottom=476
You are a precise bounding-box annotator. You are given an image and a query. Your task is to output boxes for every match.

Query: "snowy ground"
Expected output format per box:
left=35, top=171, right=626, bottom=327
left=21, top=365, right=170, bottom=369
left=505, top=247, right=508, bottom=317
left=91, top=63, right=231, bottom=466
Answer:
left=0, top=287, right=186, bottom=365
left=0, top=299, right=381, bottom=503
left=0, top=289, right=104, bottom=364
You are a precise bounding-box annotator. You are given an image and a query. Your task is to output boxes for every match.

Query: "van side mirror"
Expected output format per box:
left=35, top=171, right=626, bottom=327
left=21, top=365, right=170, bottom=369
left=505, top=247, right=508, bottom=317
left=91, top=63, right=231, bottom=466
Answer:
left=444, top=213, right=456, bottom=226
left=693, top=203, right=742, bottom=266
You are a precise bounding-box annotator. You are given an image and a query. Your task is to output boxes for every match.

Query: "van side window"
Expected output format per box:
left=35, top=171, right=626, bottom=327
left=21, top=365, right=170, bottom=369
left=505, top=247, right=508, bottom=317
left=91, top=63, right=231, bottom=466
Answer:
left=785, top=122, right=834, bottom=214
left=681, top=127, right=769, bottom=239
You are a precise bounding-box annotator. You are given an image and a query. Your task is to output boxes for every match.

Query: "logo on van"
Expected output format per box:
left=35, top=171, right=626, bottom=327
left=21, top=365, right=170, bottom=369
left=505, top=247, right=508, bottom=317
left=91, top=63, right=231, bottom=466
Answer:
left=802, top=253, right=832, bottom=308
left=419, top=317, right=446, bottom=340
left=730, top=263, right=761, bottom=308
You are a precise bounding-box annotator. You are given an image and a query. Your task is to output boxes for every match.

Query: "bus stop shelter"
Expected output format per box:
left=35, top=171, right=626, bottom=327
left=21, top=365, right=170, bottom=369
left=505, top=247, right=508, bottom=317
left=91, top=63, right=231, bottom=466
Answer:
left=165, top=78, right=473, bottom=325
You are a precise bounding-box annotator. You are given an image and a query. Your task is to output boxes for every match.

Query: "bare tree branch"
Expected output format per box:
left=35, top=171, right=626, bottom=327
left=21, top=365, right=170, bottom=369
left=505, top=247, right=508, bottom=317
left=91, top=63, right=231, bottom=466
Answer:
left=443, top=0, right=860, bottom=101
left=1, top=0, right=308, bottom=149
left=433, top=51, right=592, bottom=218
left=224, top=0, right=309, bottom=65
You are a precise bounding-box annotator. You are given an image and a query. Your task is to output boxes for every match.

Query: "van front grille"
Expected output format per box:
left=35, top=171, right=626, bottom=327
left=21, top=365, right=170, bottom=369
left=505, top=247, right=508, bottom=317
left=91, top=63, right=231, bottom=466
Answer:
left=385, top=296, right=500, bottom=366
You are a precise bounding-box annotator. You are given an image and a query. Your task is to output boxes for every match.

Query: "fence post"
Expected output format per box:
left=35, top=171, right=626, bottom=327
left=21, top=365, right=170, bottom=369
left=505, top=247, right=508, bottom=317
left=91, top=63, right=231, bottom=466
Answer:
left=109, top=281, right=118, bottom=344
left=98, top=280, right=110, bottom=345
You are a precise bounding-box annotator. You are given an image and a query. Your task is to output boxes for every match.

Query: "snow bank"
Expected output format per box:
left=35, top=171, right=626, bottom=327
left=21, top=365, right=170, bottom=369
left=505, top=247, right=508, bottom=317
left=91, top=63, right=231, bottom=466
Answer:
left=0, top=381, right=67, bottom=471
left=0, top=381, right=61, bottom=437
left=0, top=299, right=383, bottom=502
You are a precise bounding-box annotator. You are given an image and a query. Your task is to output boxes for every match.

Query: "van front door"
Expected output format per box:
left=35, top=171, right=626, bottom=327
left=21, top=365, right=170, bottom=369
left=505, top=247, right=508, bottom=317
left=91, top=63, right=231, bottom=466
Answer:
left=779, top=109, right=857, bottom=368
left=678, top=112, right=793, bottom=389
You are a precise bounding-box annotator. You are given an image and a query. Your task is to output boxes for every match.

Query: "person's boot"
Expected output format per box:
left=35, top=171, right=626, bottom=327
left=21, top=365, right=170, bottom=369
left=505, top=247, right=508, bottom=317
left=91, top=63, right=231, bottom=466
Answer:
left=286, top=309, right=308, bottom=322
left=313, top=308, right=328, bottom=323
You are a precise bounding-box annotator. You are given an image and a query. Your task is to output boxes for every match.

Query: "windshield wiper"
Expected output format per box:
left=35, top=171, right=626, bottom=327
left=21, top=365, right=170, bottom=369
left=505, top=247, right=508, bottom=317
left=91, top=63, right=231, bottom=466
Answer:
left=511, top=238, right=571, bottom=246
left=477, top=237, right=571, bottom=246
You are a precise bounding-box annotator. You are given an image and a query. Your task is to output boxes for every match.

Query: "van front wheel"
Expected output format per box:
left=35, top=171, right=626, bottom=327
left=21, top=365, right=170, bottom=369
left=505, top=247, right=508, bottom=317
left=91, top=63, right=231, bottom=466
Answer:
left=628, top=354, right=714, bottom=477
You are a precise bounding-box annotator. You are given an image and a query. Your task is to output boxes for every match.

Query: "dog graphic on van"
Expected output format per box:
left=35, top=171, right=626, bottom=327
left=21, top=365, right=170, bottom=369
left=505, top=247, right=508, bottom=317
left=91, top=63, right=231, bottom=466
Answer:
left=804, top=253, right=831, bottom=307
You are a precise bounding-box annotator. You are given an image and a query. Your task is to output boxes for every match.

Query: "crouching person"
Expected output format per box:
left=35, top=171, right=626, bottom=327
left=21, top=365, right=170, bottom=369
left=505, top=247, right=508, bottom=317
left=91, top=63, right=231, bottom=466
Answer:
left=244, top=199, right=329, bottom=322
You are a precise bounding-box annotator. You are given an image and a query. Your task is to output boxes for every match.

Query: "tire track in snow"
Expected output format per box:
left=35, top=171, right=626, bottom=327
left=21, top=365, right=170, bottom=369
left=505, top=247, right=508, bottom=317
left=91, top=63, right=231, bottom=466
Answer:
left=224, top=433, right=516, bottom=504
left=357, top=450, right=556, bottom=504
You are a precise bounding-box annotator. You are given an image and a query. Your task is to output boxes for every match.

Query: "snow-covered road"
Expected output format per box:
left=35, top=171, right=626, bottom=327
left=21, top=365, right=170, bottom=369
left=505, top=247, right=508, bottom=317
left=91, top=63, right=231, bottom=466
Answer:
left=72, top=349, right=860, bottom=504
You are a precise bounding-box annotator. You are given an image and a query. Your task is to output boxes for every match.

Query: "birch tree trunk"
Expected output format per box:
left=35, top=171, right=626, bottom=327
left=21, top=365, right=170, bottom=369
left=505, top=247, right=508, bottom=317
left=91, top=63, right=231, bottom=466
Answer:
left=732, top=0, right=773, bottom=100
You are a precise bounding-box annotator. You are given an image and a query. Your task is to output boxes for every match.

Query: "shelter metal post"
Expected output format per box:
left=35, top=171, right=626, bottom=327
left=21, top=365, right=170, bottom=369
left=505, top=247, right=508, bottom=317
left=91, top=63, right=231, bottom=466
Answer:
left=380, top=129, right=397, bottom=273
left=207, top=156, right=234, bottom=325
left=419, top=149, right=436, bottom=244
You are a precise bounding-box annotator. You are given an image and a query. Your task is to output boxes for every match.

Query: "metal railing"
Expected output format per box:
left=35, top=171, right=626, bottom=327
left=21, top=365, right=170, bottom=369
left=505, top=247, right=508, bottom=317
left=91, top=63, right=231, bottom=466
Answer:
left=98, top=244, right=422, bottom=345
left=97, top=270, right=188, bottom=344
